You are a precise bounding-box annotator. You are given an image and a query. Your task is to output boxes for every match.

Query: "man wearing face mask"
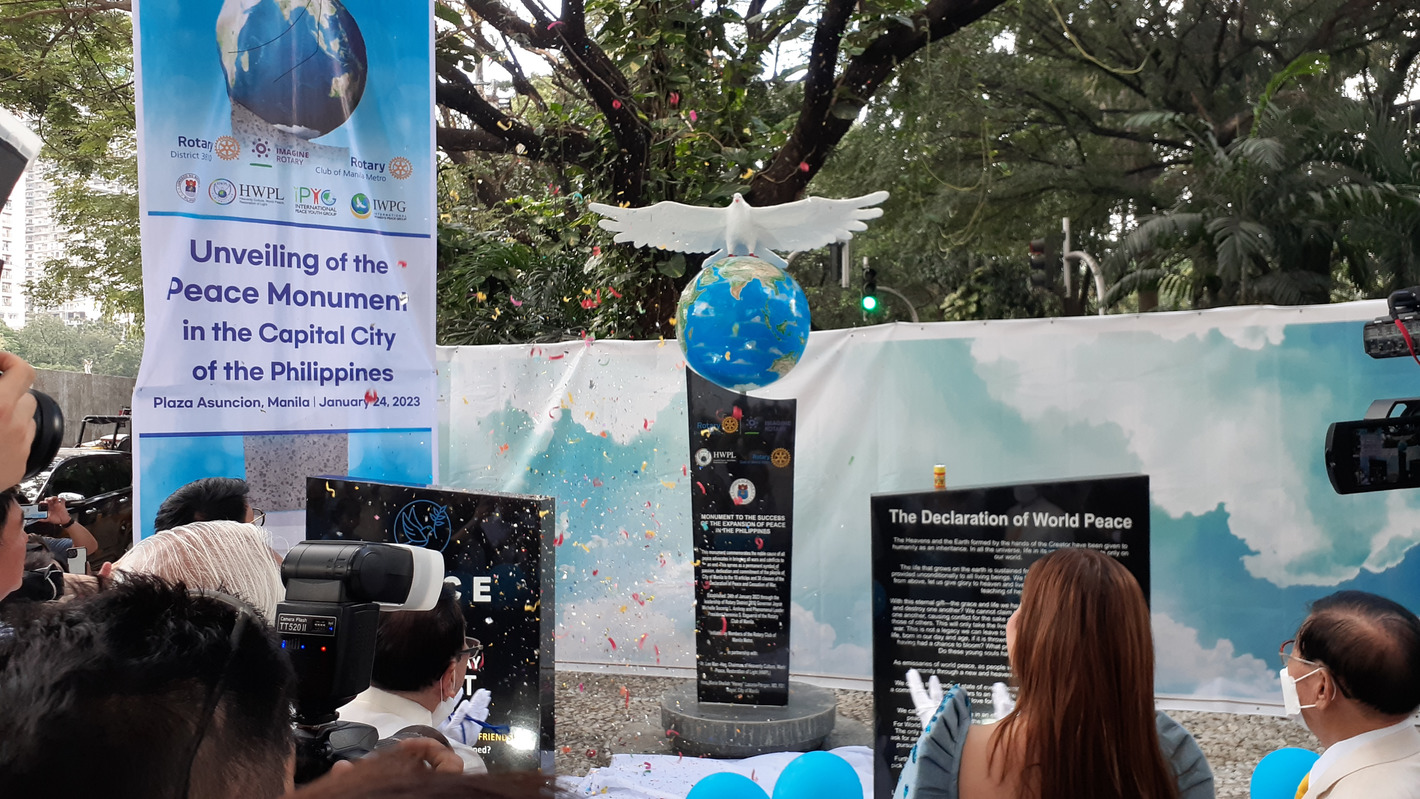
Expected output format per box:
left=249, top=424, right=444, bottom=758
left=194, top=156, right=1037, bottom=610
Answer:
left=339, top=584, right=489, bottom=774
left=1281, top=590, right=1420, bottom=798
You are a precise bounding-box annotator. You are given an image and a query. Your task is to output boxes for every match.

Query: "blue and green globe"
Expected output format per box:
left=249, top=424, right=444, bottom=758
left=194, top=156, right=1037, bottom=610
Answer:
left=676, top=257, right=811, bottom=391
left=217, top=0, right=367, bottom=139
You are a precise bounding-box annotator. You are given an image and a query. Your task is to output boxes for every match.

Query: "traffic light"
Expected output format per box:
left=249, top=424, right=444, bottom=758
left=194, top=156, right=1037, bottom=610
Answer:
left=861, top=267, right=879, bottom=312
left=1029, top=239, right=1051, bottom=289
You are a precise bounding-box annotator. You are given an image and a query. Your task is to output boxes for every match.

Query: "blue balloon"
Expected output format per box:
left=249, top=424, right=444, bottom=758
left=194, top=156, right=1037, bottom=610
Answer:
left=688, top=772, right=771, bottom=799
left=1250, top=747, right=1319, bottom=799
left=773, top=751, right=863, bottom=799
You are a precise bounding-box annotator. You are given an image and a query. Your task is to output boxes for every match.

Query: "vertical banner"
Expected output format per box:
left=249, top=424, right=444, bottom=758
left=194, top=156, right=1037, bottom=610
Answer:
left=306, top=477, right=556, bottom=772
left=131, top=0, right=437, bottom=539
left=870, top=475, right=1150, bottom=798
left=686, top=371, right=797, bottom=705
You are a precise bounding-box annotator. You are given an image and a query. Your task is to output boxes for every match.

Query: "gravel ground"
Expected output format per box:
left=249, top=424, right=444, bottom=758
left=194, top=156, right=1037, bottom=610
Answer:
left=551, top=670, right=1325, bottom=798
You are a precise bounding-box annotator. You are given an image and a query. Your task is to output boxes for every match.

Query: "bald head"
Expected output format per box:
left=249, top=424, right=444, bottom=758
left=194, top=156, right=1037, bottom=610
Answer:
left=1296, top=590, right=1420, bottom=718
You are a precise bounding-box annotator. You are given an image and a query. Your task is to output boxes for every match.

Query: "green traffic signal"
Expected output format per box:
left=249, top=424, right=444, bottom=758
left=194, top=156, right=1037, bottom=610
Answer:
left=861, top=294, right=879, bottom=312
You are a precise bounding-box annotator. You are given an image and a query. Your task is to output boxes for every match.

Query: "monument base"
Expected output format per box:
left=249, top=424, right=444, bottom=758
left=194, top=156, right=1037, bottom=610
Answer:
left=660, top=681, right=837, bottom=758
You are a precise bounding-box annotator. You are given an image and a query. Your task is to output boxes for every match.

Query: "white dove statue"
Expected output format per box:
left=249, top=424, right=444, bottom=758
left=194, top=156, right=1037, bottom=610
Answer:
left=588, top=190, right=889, bottom=269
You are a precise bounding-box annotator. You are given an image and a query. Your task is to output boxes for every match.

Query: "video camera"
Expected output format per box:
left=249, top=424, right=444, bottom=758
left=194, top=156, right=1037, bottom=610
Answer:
left=1325, top=288, right=1420, bottom=495
left=276, top=539, right=444, bottom=782
left=1362, top=288, right=1420, bottom=359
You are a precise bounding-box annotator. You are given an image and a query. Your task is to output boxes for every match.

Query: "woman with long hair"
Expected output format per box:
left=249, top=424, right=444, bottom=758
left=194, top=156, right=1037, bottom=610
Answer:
left=897, top=547, right=1210, bottom=799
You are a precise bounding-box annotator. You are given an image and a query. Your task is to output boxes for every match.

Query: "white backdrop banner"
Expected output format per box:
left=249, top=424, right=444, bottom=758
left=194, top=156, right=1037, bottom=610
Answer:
left=440, top=301, right=1420, bottom=708
left=132, top=0, right=436, bottom=539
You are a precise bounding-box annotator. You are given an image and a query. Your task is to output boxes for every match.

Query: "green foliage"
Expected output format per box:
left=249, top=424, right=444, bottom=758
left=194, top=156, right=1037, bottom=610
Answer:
left=0, top=315, right=142, bottom=376
left=0, top=4, right=140, bottom=319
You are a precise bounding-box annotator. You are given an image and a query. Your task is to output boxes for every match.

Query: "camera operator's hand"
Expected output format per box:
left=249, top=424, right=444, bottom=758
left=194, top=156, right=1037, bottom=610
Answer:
left=0, top=351, right=37, bottom=489
left=322, top=737, right=462, bottom=780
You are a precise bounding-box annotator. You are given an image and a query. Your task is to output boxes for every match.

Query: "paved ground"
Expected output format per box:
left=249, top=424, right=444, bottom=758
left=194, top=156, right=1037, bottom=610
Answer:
left=551, top=670, right=1322, bottom=798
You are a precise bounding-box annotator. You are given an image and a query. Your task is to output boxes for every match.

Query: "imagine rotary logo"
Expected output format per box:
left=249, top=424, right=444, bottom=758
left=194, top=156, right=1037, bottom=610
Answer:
left=350, top=193, right=371, bottom=219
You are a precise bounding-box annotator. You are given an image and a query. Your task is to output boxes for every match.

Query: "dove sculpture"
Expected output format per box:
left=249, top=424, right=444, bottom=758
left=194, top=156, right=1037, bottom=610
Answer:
left=588, top=190, right=889, bottom=269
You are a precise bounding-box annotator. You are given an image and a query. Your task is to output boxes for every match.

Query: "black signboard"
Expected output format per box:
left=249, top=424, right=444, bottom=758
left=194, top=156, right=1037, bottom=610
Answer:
left=686, top=371, right=797, bottom=705
left=870, top=475, right=1150, bottom=798
left=306, top=476, right=555, bottom=772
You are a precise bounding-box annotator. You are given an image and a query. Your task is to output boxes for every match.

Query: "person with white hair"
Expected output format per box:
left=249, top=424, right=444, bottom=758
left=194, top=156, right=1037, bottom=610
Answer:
left=112, top=520, right=284, bottom=621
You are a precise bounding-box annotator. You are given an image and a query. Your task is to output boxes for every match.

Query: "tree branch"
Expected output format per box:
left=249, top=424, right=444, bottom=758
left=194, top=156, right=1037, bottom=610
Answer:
left=750, top=0, right=1011, bottom=205
left=1, top=1, right=128, bottom=22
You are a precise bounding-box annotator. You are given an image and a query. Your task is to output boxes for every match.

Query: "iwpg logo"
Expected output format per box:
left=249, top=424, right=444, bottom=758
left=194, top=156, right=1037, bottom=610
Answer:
left=350, top=193, right=371, bottom=219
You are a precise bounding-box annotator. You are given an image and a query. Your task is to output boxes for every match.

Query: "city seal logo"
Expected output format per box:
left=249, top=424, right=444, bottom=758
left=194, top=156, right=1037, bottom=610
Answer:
left=176, top=173, right=200, bottom=203
left=729, top=478, right=756, bottom=506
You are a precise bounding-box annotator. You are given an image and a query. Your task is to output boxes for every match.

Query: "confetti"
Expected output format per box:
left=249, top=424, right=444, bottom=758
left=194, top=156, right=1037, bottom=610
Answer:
left=660, top=480, right=676, bottom=489
left=608, top=637, right=617, bottom=650
left=755, top=537, right=764, bottom=550
left=689, top=110, right=698, bottom=122
left=548, top=353, right=565, bottom=360
left=592, top=478, right=604, bottom=487
left=638, top=633, right=648, bottom=648
left=554, top=532, right=564, bottom=546
left=798, top=161, right=810, bottom=172
left=720, top=617, right=728, bottom=634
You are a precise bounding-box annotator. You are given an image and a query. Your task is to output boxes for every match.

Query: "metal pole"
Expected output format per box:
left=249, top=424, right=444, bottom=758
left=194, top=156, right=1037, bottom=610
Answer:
left=1061, top=217, right=1073, bottom=298
left=877, top=285, right=920, bottom=323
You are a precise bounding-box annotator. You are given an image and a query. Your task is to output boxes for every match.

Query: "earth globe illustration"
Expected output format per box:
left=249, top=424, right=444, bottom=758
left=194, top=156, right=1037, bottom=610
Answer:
left=216, top=0, right=368, bottom=139
left=676, top=256, right=811, bottom=391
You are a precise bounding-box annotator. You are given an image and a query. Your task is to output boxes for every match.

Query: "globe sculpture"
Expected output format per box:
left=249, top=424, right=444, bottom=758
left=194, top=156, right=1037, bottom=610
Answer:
left=216, top=0, right=368, bottom=139
left=676, top=256, right=811, bottom=391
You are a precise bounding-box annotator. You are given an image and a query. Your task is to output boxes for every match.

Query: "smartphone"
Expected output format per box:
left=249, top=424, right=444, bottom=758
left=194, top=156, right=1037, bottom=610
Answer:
left=22, top=507, right=47, bottom=521
left=65, top=547, right=87, bottom=575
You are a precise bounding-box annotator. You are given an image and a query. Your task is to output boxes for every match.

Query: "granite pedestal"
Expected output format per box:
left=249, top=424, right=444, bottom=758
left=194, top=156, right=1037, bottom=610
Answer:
left=660, top=681, right=837, bottom=758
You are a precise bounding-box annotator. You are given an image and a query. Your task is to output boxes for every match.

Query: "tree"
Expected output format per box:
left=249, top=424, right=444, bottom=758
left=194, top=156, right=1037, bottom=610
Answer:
left=0, top=2, right=138, bottom=317
left=810, top=0, right=1420, bottom=315
left=0, top=315, right=142, bottom=376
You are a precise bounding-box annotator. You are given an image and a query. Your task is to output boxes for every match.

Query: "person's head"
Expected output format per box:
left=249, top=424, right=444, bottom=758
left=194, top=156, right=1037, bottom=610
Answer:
left=114, top=520, right=284, bottom=621
left=154, top=477, right=257, bottom=531
left=995, top=547, right=1176, bottom=799
left=0, top=488, right=23, bottom=600
left=370, top=585, right=469, bottom=703
left=0, top=576, right=296, bottom=798
left=1287, top=590, right=1420, bottom=740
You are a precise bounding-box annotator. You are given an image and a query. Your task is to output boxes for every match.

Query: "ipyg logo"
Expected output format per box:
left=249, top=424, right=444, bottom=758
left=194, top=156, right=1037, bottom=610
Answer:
left=392, top=500, right=453, bottom=552
left=295, top=187, right=336, bottom=207
left=208, top=179, right=236, bottom=205
left=350, top=193, right=371, bottom=219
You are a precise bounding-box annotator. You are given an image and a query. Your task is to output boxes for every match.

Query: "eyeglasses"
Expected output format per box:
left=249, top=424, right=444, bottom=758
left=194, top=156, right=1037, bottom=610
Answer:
left=459, top=636, right=483, bottom=658
left=1279, top=639, right=1321, bottom=669
left=250, top=507, right=266, bottom=527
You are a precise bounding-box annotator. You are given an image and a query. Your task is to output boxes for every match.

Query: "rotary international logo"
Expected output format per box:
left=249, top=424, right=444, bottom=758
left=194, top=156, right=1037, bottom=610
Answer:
left=389, top=156, right=413, bottom=180
left=720, top=416, right=739, bottom=434
left=770, top=448, right=792, bottom=468
left=215, top=136, right=241, bottom=161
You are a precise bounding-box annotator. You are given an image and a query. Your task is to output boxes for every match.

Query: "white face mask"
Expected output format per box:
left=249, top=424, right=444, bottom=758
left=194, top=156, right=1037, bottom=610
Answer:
left=434, top=688, right=463, bottom=726
left=1280, top=665, right=1323, bottom=715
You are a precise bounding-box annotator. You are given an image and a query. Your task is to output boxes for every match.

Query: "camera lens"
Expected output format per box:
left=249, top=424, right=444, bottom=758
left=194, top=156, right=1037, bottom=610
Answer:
left=25, top=389, right=63, bottom=480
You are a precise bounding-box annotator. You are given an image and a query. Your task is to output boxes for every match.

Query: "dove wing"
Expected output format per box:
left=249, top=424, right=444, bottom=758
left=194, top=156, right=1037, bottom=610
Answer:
left=588, top=200, right=729, bottom=253
left=748, top=191, right=890, bottom=251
